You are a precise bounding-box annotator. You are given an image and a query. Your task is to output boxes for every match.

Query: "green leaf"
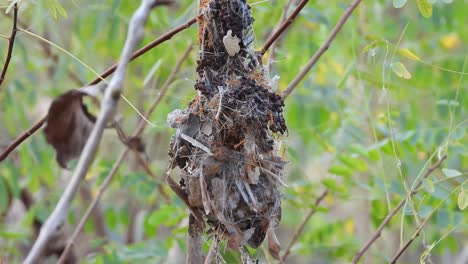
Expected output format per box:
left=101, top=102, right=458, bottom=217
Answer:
left=328, top=165, right=353, bottom=178
left=458, top=189, right=467, bottom=210
left=0, top=177, right=10, bottom=214
left=398, top=48, right=421, bottom=61
left=442, top=168, right=462, bottom=178
left=393, top=0, right=408, bottom=8
left=391, top=62, right=412, bottom=79
left=417, top=0, right=433, bottom=18
left=5, top=0, right=20, bottom=14
left=424, top=178, right=435, bottom=193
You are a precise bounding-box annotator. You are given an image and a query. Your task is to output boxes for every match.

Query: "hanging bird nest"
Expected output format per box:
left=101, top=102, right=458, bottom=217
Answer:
left=168, top=0, right=287, bottom=254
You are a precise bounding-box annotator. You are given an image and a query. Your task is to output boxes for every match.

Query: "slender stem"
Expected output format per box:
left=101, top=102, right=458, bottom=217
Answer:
left=389, top=179, right=466, bottom=264
left=261, top=0, right=309, bottom=56
left=0, top=16, right=197, bottom=163
left=24, top=1, right=156, bottom=262
left=267, top=0, right=293, bottom=70
left=0, top=3, right=18, bottom=87
left=281, top=189, right=328, bottom=262
left=281, top=0, right=363, bottom=99
left=57, top=44, right=193, bottom=262
left=352, top=155, right=447, bottom=264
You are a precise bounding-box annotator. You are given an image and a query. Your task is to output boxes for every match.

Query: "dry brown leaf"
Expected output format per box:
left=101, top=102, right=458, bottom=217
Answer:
left=267, top=228, right=281, bottom=260
left=44, top=90, right=96, bottom=168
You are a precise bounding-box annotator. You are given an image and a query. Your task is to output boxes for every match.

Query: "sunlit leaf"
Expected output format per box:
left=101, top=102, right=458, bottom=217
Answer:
left=417, top=0, right=433, bottom=18
left=458, top=188, right=468, bottom=210
left=5, top=0, right=19, bottom=14
left=393, top=0, right=408, bottom=8
left=398, top=48, right=421, bottom=61
left=391, top=62, right=412, bottom=79
left=442, top=168, right=462, bottom=178
left=328, top=165, right=353, bottom=178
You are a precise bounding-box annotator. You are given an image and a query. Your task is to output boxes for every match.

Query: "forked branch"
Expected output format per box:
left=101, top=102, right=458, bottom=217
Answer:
left=352, top=155, right=448, bottom=264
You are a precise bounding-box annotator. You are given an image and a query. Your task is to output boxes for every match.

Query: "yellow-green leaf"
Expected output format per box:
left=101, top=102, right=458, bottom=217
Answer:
left=398, top=48, right=421, bottom=61
left=391, top=62, right=412, bottom=79
left=417, top=0, right=433, bottom=18
left=458, top=188, right=468, bottom=210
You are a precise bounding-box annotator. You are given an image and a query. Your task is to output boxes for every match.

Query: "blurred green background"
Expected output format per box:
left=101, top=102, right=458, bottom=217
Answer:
left=0, top=0, right=466, bottom=263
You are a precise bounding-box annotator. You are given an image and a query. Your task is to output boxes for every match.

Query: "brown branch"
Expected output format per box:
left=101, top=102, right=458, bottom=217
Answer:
left=389, top=233, right=419, bottom=264
left=152, top=0, right=175, bottom=8
left=281, top=0, right=363, bottom=99
left=79, top=183, right=108, bottom=237
left=0, top=3, right=18, bottom=87
left=267, top=0, right=293, bottom=70
left=261, top=0, right=309, bottom=56
left=352, top=155, right=448, bottom=264
left=281, top=189, right=328, bottom=262
left=57, top=44, right=194, bottom=263
left=0, top=16, right=197, bottom=163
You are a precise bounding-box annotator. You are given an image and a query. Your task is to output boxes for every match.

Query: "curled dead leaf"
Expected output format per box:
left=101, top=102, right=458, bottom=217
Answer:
left=267, top=227, right=281, bottom=260
left=126, top=137, right=145, bottom=153
left=44, top=90, right=96, bottom=168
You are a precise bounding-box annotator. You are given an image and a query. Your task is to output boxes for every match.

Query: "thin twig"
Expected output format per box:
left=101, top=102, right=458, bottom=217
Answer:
left=0, top=16, right=197, bottom=162
left=24, top=1, right=156, bottom=262
left=267, top=0, right=293, bottom=70
left=204, top=236, right=219, bottom=264
left=352, top=155, right=448, bottom=264
left=281, top=0, right=363, bottom=99
left=261, top=0, right=309, bottom=56
left=57, top=44, right=193, bottom=262
left=389, top=179, right=467, bottom=264
left=0, top=3, right=18, bottom=87
left=281, top=189, right=328, bottom=262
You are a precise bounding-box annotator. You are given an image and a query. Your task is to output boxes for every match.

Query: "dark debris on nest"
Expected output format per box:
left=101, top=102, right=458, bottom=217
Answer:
left=168, top=0, right=287, bottom=257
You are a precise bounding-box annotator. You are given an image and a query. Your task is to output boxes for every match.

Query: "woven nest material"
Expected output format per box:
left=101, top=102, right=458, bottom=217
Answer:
left=168, top=0, right=287, bottom=251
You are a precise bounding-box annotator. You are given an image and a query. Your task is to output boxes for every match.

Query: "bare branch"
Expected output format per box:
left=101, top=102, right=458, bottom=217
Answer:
left=24, top=1, right=156, bottom=262
left=281, top=0, right=363, bottom=99
left=352, top=155, right=448, bottom=264
left=267, top=0, right=293, bottom=70
left=281, top=189, right=328, bottom=262
left=0, top=16, right=197, bottom=163
left=261, top=0, right=309, bottom=56
left=0, top=3, right=18, bottom=87
left=57, top=44, right=193, bottom=262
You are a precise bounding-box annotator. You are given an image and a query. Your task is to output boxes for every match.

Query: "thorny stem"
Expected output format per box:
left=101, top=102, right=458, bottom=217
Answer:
left=281, top=0, right=363, bottom=99
left=0, top=16, right=197, bottom=163
left=25, top=1, right=156, bottom=262
left=352, top=155, right=448, bottom=264
left=57, top=44, right=193, bottom=262
left=261, top=0, right=309, bottom=56
left=281, top=189, right=328, bottom=262
left=0, top=3, right=18, bottom=88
